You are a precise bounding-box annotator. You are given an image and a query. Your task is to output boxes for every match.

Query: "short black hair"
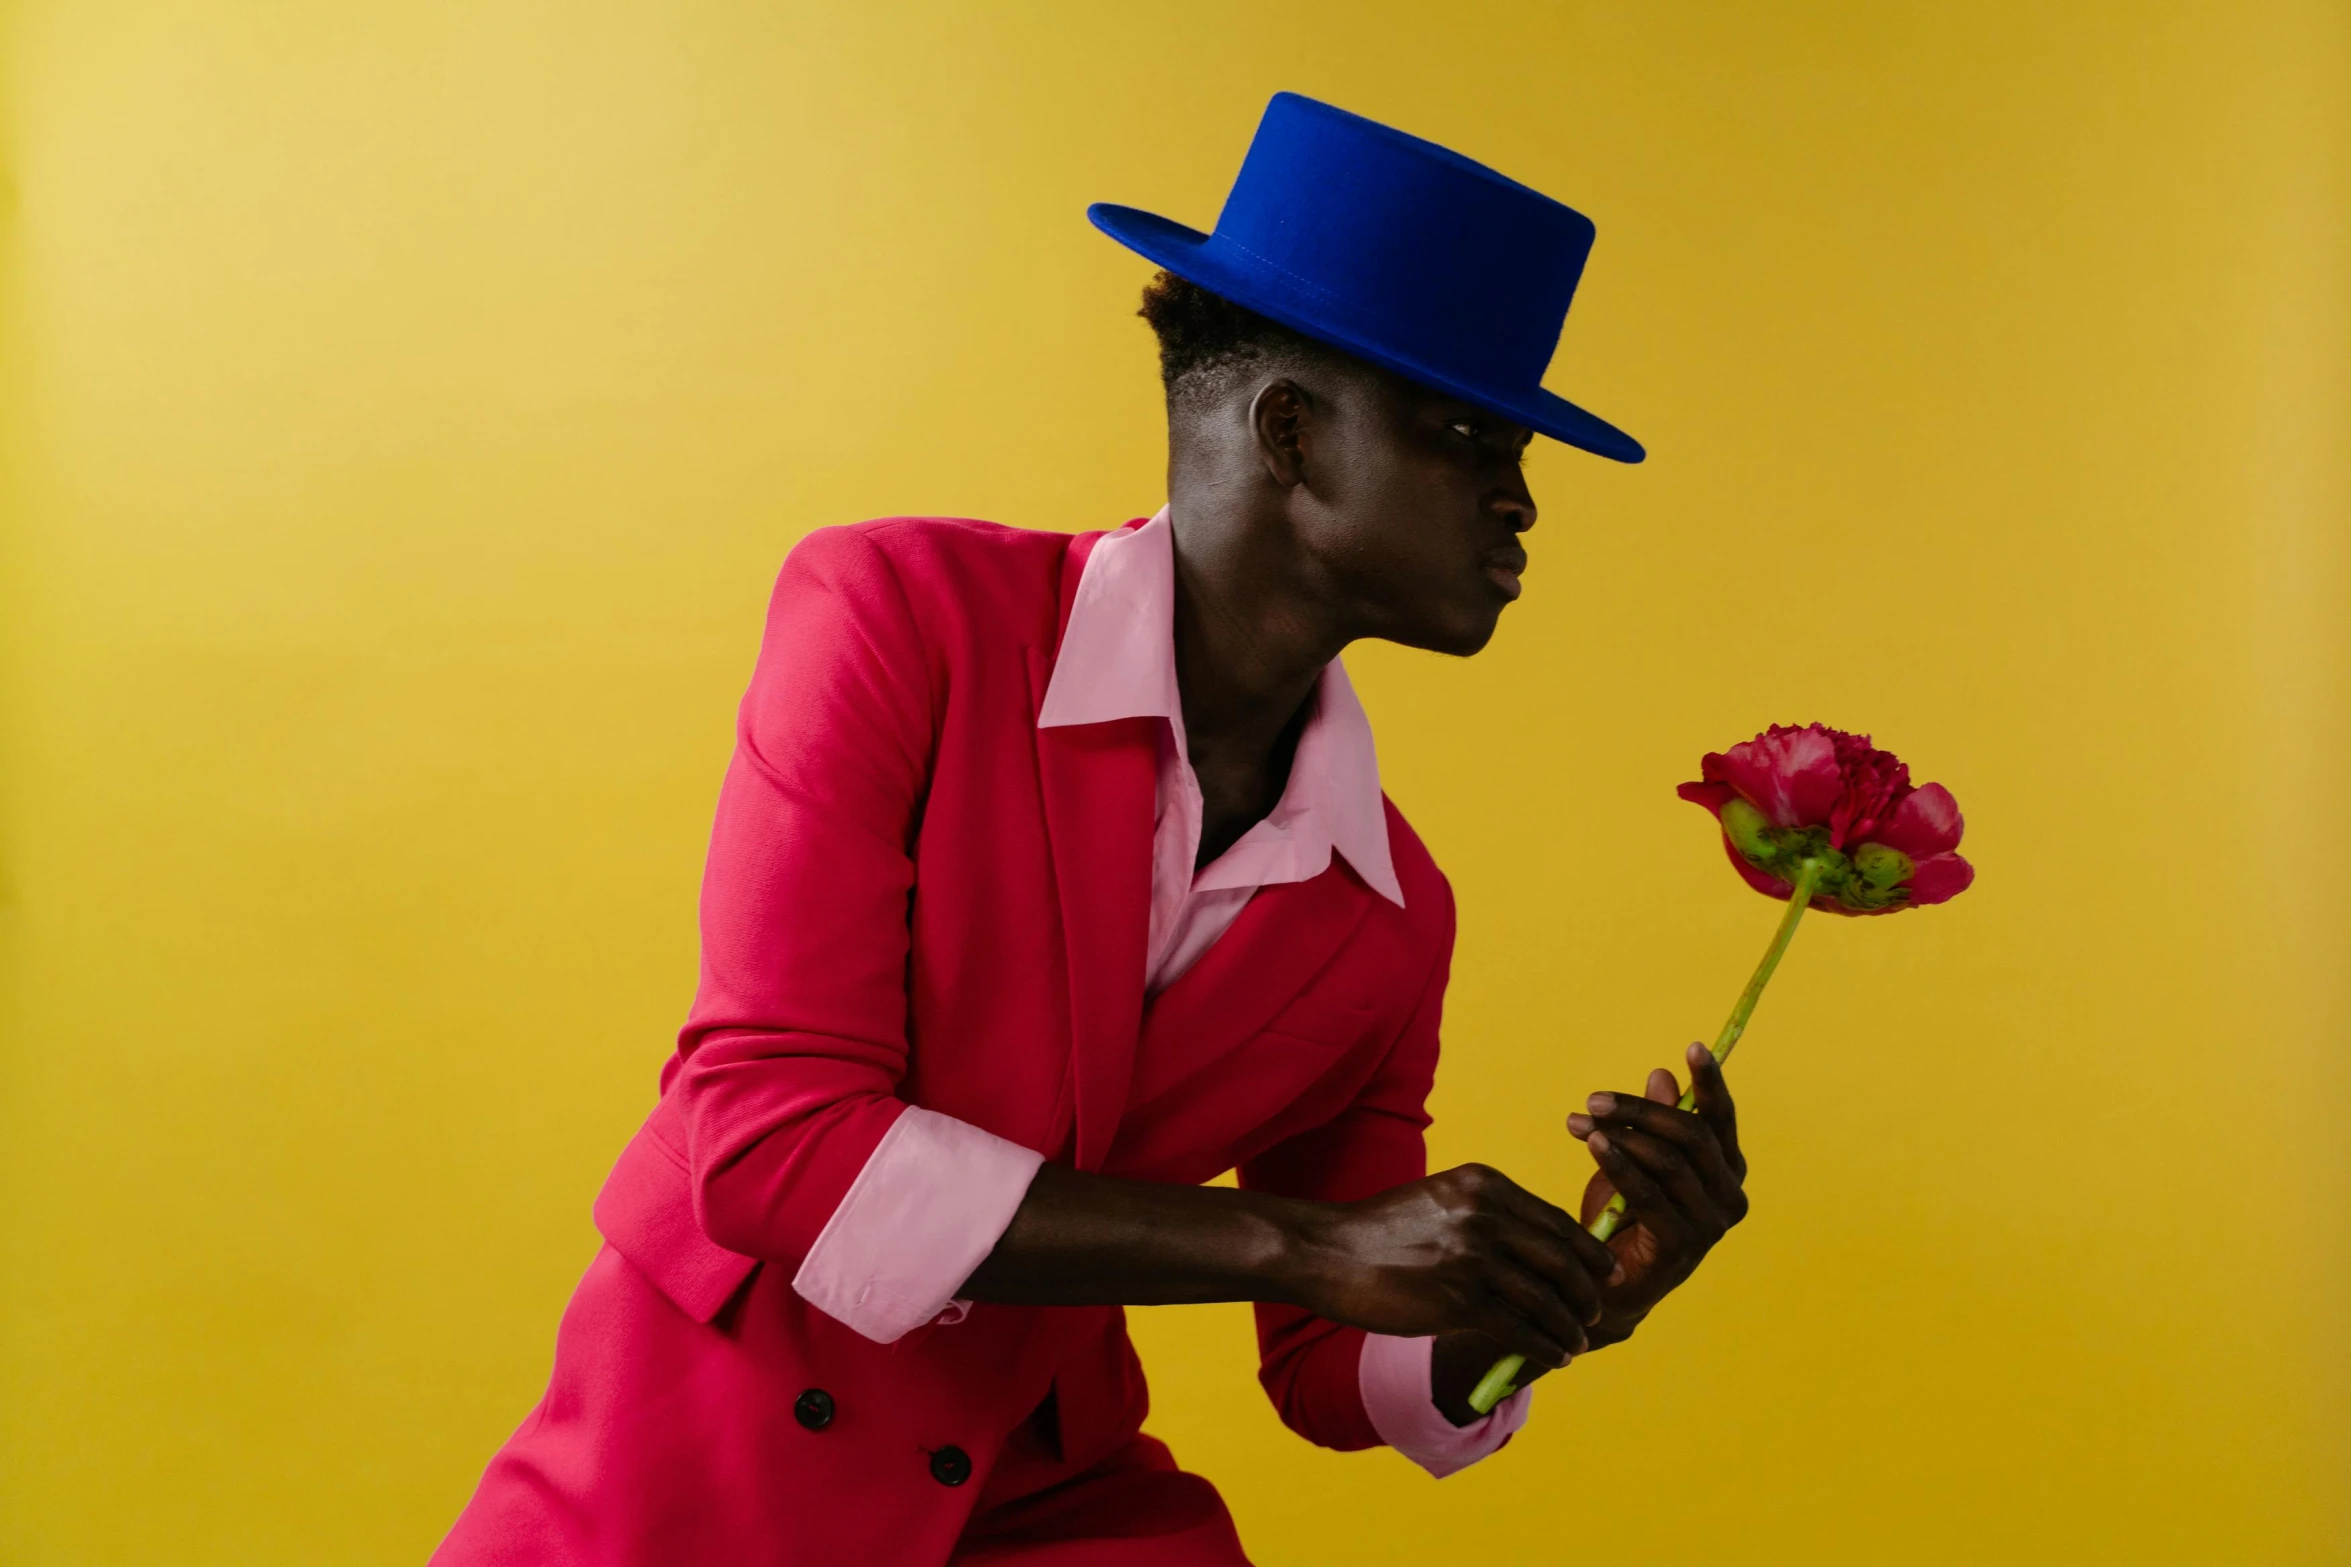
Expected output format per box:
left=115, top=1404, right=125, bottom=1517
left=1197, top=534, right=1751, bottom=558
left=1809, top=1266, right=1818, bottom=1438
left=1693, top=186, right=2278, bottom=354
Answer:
left=1137, top=270, right=1353, bottom=415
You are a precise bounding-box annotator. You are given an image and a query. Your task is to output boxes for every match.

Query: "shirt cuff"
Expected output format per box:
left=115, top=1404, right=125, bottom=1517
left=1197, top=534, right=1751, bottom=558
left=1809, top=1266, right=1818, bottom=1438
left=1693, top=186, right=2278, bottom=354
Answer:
left=1357, top=1333, right=1532, bottom=1478
left=790, top=1105, right=1045, bottom=1344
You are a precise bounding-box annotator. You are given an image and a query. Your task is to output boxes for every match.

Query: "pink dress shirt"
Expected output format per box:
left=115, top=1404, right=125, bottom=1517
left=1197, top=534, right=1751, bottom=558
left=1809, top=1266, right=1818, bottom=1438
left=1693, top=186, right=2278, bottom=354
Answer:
left=790, top=509, right=1530, bottom=1477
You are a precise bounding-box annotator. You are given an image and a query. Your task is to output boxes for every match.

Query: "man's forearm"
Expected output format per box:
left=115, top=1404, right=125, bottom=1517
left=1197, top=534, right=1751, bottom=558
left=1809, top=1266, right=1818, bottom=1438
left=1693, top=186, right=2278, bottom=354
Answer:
left=961, top=1161, right=1337, bottom=1309
left=961, top=1158, right=1623, bottom=1380
left=971, top=1166, right=1615, bottom=1427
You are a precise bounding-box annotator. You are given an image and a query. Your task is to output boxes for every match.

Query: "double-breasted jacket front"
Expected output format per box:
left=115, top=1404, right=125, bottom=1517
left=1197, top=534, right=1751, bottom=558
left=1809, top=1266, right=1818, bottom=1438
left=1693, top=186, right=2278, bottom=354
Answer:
left=433, top=518, right=1462, bottom=1564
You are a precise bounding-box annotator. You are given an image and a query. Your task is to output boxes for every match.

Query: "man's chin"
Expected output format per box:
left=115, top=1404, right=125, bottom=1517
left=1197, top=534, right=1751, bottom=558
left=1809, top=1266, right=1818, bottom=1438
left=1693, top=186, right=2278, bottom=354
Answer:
left=1391, top=606, right=1504, bottom=659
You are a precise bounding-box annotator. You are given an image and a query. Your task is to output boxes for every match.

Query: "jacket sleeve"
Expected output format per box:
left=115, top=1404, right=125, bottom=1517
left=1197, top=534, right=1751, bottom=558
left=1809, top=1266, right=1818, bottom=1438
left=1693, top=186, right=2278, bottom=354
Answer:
left=666, top=526, right=1034, bottom=1300
left=1235, top=885, right=1456, bottom=1453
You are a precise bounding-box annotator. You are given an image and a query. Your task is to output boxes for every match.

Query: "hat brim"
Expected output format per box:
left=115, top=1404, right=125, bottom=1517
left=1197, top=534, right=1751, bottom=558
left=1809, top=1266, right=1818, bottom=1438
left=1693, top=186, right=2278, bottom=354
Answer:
left=1089, top=202, right=1645, bottom=465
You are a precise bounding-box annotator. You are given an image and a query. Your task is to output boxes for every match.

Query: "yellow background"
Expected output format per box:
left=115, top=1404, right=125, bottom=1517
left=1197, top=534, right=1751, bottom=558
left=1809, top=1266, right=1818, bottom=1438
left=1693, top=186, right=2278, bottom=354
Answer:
left=3, top=3, right=2345, bottom=1562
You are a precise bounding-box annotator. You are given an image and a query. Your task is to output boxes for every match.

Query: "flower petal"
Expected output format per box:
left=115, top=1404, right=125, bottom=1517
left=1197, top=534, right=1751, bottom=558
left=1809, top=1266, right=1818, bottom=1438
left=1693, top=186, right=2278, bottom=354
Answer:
left=1875, top=782, right=1965, bottom=857
left=1677, top=780, right=1737, bottom=815
left=1716, top=834, right=1796, bottom=901
left=1718, top=727, right=1842, bottom=829
left=1904, top=851, right=1974, bottom=905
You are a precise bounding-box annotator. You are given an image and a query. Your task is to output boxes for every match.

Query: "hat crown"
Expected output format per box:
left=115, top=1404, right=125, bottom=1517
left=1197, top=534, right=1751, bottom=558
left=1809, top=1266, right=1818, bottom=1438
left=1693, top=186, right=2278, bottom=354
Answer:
left=1210, top=94, right=1595, bottom=389
left=1086, top=91, right=1642, bottom=461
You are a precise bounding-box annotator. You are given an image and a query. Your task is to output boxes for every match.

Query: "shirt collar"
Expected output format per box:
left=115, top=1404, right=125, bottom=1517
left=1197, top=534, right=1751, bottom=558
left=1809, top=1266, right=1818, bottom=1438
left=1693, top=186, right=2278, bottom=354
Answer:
left=1039, top=508, right=1404, bottom=906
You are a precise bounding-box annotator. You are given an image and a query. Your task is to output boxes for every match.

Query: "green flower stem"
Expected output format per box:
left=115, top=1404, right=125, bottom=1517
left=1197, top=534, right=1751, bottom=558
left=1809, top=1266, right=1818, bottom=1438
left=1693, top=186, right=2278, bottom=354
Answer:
left=1464, top=860, right=1824, bottom=1416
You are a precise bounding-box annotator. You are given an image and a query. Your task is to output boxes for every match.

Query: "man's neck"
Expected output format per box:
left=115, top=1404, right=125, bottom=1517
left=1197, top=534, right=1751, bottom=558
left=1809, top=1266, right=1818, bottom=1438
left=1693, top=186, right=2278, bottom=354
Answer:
left=1166, top=485, right=1352, bottom=864
left=1166, top=492, right=1345, bottom=757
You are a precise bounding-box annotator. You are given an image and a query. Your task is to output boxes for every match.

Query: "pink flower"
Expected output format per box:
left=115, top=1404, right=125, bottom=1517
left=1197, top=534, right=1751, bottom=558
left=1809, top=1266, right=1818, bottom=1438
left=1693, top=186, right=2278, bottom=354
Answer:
left=1677, top=724, right=1974, bottom=915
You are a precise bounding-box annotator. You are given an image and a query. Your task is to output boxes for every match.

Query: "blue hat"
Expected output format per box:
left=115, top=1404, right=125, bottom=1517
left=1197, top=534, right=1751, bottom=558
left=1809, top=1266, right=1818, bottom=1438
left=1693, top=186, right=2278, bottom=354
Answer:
left=1090, top=92, right=1644, bottom=464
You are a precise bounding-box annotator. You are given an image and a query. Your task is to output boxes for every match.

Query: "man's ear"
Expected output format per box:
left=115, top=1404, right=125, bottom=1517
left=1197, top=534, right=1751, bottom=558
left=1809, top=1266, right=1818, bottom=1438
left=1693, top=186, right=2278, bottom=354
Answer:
left=1247, top=379, right=1311, bottom=488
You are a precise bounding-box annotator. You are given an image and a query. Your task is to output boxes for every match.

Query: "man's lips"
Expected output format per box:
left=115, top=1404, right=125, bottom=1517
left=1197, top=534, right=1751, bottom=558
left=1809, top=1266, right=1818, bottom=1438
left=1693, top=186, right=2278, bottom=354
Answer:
left=1482, top=546, right=1528, bottom=601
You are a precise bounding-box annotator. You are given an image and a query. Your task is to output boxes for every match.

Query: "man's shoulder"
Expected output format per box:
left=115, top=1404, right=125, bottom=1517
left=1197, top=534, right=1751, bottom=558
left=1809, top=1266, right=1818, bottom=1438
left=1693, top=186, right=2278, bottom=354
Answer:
left=793, top=516, right=1078, bottom=588
left=773, top=516, right=1126, bottom=666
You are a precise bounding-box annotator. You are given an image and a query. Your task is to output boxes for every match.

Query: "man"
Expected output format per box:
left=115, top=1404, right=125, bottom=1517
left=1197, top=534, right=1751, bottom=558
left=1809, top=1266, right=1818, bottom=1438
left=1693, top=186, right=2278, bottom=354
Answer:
left=434, top=92, right=1749, bottom=1566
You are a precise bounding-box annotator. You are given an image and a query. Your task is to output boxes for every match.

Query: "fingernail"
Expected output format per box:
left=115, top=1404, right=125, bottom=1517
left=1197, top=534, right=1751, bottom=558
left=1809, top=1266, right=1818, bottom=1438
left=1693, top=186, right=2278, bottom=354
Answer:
left=1687, top=1041, right=1709, bottom=1064
left=1567, top=1114, right=1592, bottom=1137
left=1588, top=1131, right=1611, bottom=1155
left=1587, top=1093, right=1615, bottom=1116
left=1609, top=1263, right=1626, bottom=1285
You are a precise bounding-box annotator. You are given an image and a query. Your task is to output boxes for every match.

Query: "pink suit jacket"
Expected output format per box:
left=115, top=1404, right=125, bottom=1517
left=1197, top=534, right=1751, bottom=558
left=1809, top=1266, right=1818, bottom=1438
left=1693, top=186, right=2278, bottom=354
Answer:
left=434, top=518, right=1461, bottom=1565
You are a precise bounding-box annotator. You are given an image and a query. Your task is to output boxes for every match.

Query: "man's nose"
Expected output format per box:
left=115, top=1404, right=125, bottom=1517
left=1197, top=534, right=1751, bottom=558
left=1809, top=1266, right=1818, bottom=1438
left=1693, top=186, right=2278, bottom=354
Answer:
left=1493, top=483, right=1536, bottom=534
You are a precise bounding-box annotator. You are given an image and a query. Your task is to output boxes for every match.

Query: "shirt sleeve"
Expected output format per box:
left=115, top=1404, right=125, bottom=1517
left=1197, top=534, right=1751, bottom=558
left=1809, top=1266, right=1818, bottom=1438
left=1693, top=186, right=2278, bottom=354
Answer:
left=1357, top=1333, right=1532, bottom=1478
left=791, top=1105, right=1044, bottom=1342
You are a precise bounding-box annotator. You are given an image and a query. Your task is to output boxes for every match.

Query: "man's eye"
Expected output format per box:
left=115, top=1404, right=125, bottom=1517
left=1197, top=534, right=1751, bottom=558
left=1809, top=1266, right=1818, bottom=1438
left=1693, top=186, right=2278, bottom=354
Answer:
left=1449, top=419, right=1480, bottom=439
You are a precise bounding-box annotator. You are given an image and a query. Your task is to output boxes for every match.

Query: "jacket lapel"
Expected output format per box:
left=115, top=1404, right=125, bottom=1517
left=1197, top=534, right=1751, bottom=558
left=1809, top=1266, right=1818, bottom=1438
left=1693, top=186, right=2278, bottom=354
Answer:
left=1133, top=865, right=1378, bottom=1103
left=1031, top=533, right=1157, bottom=1171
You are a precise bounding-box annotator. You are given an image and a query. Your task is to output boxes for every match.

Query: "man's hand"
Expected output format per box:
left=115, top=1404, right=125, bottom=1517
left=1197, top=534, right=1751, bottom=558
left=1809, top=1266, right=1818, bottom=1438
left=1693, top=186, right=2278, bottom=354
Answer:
left=1421, top=1044, right=1751, bottom=1422
left=1296, top=1163, right=1623, bottom=1372
left=1566, top=1040, right=1751, bottom=1342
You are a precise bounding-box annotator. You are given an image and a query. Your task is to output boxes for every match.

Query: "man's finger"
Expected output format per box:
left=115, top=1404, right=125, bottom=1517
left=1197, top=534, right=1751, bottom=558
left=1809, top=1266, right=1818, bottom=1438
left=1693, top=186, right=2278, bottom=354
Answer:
left=1495, top=1174, right=1619, bottom=1284
left=1684, top=1042, right=1745, bottom=1177
left=1594, top=1125, right=1724, bottom=1235
left=1577, top=1088, right=1744, bottom=1215
left=1475, top=1280, right=1579, bottom=1368
left=1487, top=1261, right=1592, bottom=1358
left=1588, top=1132, right=1694, bottom=1244
left=1494, top=1219, right=1604, bottom=1324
